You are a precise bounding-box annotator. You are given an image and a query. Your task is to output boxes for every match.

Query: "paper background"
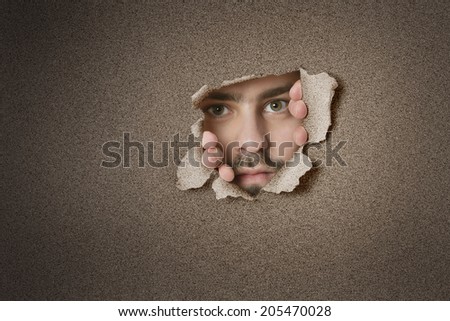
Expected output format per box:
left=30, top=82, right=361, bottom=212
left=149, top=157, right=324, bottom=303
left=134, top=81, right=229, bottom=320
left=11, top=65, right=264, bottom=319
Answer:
left=2, top=1, right=449, bottom=299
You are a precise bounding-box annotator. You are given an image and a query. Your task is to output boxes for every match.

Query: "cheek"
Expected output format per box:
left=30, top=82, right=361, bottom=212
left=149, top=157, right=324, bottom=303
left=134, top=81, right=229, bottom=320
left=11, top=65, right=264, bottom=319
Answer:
left=266, top=118, right=300, bottom=161
left=203, top=119, right=235, bottom=154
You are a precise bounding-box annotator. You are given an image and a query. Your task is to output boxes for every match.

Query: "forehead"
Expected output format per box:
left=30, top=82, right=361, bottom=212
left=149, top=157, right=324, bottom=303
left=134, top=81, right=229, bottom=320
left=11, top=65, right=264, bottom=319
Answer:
left=207, top=71, right=299, bottom=99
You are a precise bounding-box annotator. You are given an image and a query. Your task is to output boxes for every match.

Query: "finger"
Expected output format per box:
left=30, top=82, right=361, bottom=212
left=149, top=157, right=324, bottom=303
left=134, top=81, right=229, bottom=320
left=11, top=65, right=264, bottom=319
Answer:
left=202, top=130, right=218, bottom=149
left=288, top=99, right=308, bottom=119
left=202, top=146, right=223, bottom=168
left=218, top=164, right=235, bottom=182
left=289, top=80, right=302, bottom=101
left=293, top=126, right=308, bottom=146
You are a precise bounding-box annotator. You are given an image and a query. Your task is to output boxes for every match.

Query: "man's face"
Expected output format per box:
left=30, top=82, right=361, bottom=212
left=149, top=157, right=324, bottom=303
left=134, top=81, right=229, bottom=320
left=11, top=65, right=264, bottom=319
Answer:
left=199, top=71, right=302, bottom=195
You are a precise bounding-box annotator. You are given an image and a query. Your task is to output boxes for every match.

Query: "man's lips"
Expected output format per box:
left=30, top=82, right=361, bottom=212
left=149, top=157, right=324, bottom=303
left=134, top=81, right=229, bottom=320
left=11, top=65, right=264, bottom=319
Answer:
left=235, top=168, right=275, bottom=176
left=234, top=163, right=277, bottom=176
left=233, top=167, right=276, bottom=186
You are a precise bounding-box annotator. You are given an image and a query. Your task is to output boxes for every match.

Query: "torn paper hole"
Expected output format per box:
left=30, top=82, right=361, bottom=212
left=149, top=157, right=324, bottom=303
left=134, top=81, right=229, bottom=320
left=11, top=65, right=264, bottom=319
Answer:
left=177, top=68, right=338, bottom=200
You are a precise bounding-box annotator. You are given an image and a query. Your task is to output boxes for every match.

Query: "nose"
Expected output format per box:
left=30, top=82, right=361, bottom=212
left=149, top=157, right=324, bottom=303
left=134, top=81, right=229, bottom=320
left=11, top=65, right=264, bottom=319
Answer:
left=236, top=113, right=265, bottom=153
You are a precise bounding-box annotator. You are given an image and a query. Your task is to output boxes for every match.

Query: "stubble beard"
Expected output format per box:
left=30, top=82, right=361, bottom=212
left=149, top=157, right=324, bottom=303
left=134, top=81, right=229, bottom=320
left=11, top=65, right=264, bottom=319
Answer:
left=229, top=150, right=284, bottom=196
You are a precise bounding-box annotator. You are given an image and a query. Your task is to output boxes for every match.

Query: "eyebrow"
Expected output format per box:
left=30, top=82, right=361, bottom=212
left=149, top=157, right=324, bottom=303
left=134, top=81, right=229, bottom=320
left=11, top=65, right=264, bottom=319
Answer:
left=205, top=91, right=242, bottom=102
left=256, top=84, right=293, bottom=101
left=204, top=83, right=294, bottom=103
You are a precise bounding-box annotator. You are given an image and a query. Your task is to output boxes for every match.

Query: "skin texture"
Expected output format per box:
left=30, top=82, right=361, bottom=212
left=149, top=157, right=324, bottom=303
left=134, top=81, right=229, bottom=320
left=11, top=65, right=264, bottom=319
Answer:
left=199, top=71, right=308, bottom=195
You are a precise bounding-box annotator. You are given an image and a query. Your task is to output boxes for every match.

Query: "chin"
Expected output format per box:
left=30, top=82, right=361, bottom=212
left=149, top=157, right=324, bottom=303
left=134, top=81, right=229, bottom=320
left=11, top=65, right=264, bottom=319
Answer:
left=238, top=184, right=263, bottom=197
left=235, top=176, right=274, bottom=196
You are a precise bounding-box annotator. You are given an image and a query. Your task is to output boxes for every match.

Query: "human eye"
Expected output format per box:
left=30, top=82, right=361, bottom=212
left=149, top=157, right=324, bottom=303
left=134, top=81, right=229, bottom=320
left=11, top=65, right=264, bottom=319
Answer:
left=264, top=100, right=288, bottom=113
left=205, top=105, right=230, bottom=117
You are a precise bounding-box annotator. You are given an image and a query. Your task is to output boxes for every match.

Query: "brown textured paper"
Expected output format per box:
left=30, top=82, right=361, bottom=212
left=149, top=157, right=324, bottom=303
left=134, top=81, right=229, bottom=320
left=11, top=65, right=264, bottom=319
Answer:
left=177, top=68, right=338, bottom=200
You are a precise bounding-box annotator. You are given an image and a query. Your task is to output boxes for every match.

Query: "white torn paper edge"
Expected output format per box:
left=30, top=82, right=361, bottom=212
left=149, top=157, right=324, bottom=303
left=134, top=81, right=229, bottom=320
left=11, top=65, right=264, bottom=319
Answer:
left=176, top=68, right=338, bottom=200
